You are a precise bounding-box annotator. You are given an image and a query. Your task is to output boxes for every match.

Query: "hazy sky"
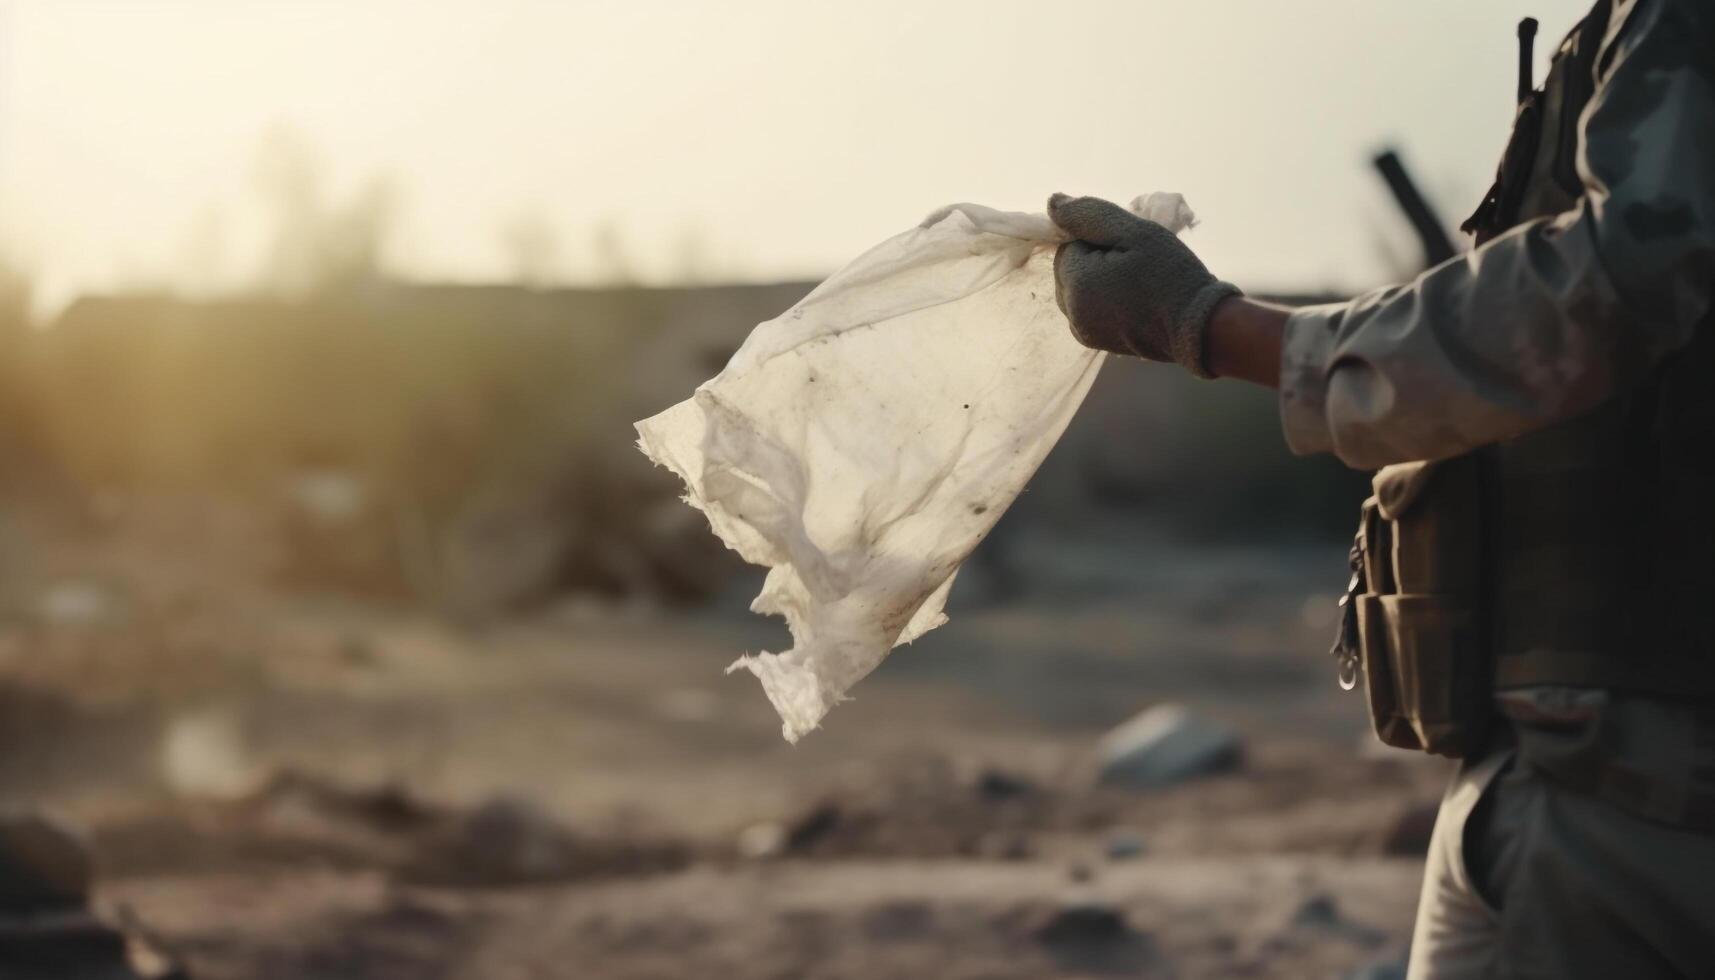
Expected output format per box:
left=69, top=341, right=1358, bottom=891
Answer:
left=1, top=0, right=1595, bottom=317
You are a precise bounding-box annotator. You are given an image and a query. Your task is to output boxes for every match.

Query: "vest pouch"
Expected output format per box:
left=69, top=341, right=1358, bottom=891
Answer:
left=1355, top=592, right=1422, bottom=751
left=1355, top=459, right=1492, bottom=758
left=1377, top=594, right=1489, bottom=757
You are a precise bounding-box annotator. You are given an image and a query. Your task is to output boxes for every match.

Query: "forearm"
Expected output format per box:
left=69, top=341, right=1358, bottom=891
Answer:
left=1205, top=296, right=1288, bottom=388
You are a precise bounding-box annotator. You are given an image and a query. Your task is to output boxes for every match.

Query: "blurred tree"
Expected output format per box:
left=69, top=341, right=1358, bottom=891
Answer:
left=252, top=123, right=396, bottom=295
left=673, top=222, right=714, bottom=286
left=590, top=218, right=636, bottom=286
left=175, top=205, right=233, bottom=298
left=499, top=210, right=562, bottom=288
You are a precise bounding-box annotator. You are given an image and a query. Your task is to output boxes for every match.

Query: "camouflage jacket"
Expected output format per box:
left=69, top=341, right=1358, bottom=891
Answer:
left=1279, top=0, right=1715, bottom=470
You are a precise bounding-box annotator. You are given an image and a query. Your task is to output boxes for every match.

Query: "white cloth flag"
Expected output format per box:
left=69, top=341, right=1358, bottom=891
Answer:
left=636, top=193, right=1196, bottom=741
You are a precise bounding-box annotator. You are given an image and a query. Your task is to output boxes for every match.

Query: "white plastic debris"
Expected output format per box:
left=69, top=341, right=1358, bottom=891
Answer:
left=636, top=193, right=1198, bottom=741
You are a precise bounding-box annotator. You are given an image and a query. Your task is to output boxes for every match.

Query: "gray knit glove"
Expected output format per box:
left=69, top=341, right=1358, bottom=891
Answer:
left=1049, top=193, right=1241, bottom=377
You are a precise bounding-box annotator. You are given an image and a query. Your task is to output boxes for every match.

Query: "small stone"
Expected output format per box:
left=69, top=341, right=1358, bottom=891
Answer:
left=37, top=581, right=118, bottom=628
left=974, top=768, right=1034, bottom=801
left=441, top=797, right=583, bottom=883
left=1096, top=704, right=1243, bottom=789
left=1345, top=957, right=1408, bottom=980
left=1291, top=893, right=1341, bottom=928
left=1105, top=831, right=1146, bottom=860
left=0, top=810, right=93, bottom=914
left=1034, top=901, right=1132, bottom=947
left=736, top=821, right=787, bottom=860
left=0, top=912, right=131, bottom=976
left=783, top=802, right=841, bottom=853
left=159, top=708, right=257, bottom=799
left=1286, top=892, right=1389, bottom=948
left=1024, top=899, right=1162, bottom=974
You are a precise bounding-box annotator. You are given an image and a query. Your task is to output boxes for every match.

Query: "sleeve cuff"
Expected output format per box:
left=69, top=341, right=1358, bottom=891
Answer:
left=1278, top=303, right=1345, bottom=457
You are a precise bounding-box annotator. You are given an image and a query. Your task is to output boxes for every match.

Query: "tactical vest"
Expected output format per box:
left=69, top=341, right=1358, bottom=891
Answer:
left=1347, top=1, right=1715, bottom=758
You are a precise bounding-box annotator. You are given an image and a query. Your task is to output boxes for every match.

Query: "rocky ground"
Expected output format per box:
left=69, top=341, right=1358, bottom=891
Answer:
left=0, top=509, right=1448, bottom=979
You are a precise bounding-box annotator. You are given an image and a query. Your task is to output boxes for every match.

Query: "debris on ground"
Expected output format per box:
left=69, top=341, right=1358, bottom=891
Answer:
left=1026, top=900, right=1164, bottom=975
left=405, top=796, right=686, bottom=887
left=159, top=709, right=261, bottom=800
left=1242, top=891, right=1393, bottom=964
left=0, top=910, right=187, bottom=980
left=1096, top=703, right=1244, bottom=789
left=1288, top=893, right=1389, bottom=947
left=764, top=762, right=1059, bottom=860
left=0, top=811, right=186, bottom=979
left=93, top=769, right=688, bottom=888
left=1104, top=830, right=1147, bottom=861
left=735, top=821, right=789, bottom=860
left=0, top=515, right=1450, bottom=979
left=0, top=811, right=92, bottom=912
left=1344, top=954, right=1411, bottom=980
left=975, top=768, right=1037, bottom=801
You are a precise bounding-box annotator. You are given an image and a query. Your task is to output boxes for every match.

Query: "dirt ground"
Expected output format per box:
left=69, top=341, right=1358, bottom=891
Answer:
left=0, top=504, right=1448, bottom=979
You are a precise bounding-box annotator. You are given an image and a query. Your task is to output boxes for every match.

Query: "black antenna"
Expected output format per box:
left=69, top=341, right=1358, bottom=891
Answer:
left=1517, top=18, right=1540, bottom=104
left=1373, top=149, right=1458, bottom=269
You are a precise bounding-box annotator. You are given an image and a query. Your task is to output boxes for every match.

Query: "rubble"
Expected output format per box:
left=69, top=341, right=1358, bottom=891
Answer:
left=0, top=912, right=183, bottom=980
left=1105, top=830, right=1147, bottom=860
left=159, top=709, right=260, bottom=800
left=1032, top=900, right=1133, bottom=946
left=0, top=812, right=186, bottom=979
left=735, top=821, right=788, bottom=860
left=974, top=768, right=1036, bottom=801
left=761, top=763, right=1060, bottom=860
left=1345, top=955, right=1409, bottom=980
left=99, top=769, right=689, bottom=887
left=0, top=811, right=91, bottom=913
left=408, top=797, right=589, bottom=886
left=1027, top=900, right=1163, bottom=975
left=1096, top=703, right=1244, bottom=789
left=1290, top=893, right=1388, bottom=945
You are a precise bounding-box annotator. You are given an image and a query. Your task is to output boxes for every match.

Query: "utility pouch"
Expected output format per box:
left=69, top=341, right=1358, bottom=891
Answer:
left=1351, top=458, right=1492, bottom=758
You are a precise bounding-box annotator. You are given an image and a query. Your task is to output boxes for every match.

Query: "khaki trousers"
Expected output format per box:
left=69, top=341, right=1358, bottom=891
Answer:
left=1408, top=749, right=1715, bottom=979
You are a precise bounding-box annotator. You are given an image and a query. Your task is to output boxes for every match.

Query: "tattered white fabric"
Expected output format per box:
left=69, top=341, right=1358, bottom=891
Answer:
left=636, top=193, right=1197, bottom=741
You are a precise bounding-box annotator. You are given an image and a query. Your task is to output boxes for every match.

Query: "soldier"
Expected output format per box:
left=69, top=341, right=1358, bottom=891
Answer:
left=1048, top=0, right=1715, bottom=976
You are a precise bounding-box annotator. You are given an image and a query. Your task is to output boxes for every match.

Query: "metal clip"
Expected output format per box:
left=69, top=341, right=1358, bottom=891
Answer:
left=1329, top=536, right=1364, bottom=691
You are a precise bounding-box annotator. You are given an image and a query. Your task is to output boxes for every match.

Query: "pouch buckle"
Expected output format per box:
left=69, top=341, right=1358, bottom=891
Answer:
left=1330, top=536, right=1364, bottom=691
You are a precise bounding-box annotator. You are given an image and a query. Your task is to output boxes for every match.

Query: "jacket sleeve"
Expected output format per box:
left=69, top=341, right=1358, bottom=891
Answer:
left=1279, top=0, right=1715, bottom=470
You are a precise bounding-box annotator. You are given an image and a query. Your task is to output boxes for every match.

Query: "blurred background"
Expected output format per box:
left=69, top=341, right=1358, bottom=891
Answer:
left=0, top=2, right=1591, bottom=978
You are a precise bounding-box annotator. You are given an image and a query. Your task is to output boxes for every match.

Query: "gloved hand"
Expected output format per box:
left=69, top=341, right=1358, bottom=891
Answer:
left=1049, top=193, right=1242, bottom=378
